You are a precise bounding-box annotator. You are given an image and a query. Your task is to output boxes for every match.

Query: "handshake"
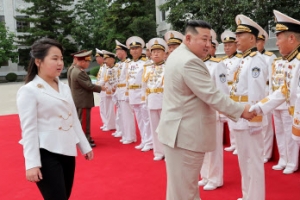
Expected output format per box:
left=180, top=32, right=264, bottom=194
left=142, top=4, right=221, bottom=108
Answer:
left=241, top=104, right=262, bottom=121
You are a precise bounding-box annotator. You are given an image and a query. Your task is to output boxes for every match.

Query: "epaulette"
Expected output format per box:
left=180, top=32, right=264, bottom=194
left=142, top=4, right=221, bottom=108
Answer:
left=140, top=57, right=147, bottom=61
left=264, top=51, right=274, bottom=56
left=297, top=53, right=300, bottom=60
left=209, top=57, right=222, bottom=62
left=250, top=52, right=257, bottom=57
left=144, top=62, right=153, bottom=67
left=114, top=63, right=119, bottom=67
left=235, top=54, right=242, bottom=58
left=125, top=58, right=131, bottom=63
left=274, top=57, right=282, bottom=61
left=222, top=55, right=228, bottom=60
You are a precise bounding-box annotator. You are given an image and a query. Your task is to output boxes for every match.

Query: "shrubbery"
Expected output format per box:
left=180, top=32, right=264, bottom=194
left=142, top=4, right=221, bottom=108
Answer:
left=5, top=72, right=18, bottom=82
left=89, top=66, right=100, bottom=77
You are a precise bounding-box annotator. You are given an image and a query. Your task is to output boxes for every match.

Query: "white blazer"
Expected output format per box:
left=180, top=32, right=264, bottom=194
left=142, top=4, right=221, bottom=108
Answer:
left=17, top=75, right=92, bottom=170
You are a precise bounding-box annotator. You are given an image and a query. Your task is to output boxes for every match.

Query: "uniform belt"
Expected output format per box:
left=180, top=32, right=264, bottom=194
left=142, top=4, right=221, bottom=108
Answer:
left=146, top=88, right=164, bottom=94
left=230, top=95, right=248, bottom=102
left=227, top=81, right=233, bottom=86
left=272, top=86, right=280, bottom=91
left=289, top=106, right=294, bottom=116
left=249, top=115, right=263, bottom=122
left=128, top=84, right=142, bottom=89
left=106, top=91, right=112, bottom=95
left=117, top=83, right=126, bottom=87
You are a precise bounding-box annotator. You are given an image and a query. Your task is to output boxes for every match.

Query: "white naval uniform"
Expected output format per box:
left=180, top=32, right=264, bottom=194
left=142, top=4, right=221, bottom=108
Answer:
left=200, top=56, right=229, bottom=188
left=261, top=50, right=277, bottom=161
left=103, top=65, right=118, bottom=130
left=143, top=61, right=165, bottom=158
left=115, top=58, right=136, bottom=142
left=96, top=64, right=108, bottom=128
left=223, top=53, right=242, bottom=150
left=127, top=57, right=152, bottom=148
left=258, top=49, right=300, bottom=171
left=230, top=48, right=267, bottom=200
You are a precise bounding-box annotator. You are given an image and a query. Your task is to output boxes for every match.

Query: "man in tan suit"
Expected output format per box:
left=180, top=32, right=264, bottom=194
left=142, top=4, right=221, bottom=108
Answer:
left=68, top=50, right=104, bottom=147
left=156, top=20, right=256, bottom=200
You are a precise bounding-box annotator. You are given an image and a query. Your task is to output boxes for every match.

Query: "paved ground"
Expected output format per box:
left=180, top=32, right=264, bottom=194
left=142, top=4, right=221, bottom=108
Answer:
left=0, top=79, right=100, bottom=116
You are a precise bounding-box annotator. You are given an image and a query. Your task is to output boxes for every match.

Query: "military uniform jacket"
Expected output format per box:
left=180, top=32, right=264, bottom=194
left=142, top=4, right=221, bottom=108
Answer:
left=115, top=58, right=131, bottom=101
left=104, top=65, right=118, bottom=96
left=205, top=56, right=229, bottom=120
left=157, top=43, right=244, bottom=152
left=17, top=75, right=92, bottom=170
left=96, top=64, right=107, bottom=98
left=222, top=52, right=242, bottom=87
left=262, top=50, right=277, bottom=96
left=230, top=48, right=268, bottom=129
left=126, top=57, right=147, bottom=104
left=257, top=47, right=300, bottom=140
left=143, top=61, right=165, bottom=110
left=68, top=65, right=101, bottom=108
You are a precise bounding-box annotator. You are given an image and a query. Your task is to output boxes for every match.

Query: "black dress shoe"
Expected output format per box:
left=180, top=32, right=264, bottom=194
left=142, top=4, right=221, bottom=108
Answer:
left=90, top=142, right=96, bottom=148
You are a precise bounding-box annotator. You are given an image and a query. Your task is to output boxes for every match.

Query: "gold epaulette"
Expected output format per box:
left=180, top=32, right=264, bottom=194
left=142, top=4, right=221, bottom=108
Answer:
left=264, top=51, right=274, bottom=56
left=140, top=57, right=147, bottom=61
left=125, top=58, right=131, bottom=63
left=250, top=52, right=257, bottom=57
left=144, top=62, right=153, bottom=67
left=209, top=57, right=222, bottom=62
left=114, top=63, right=119, bottom=67
left=297, top=53, right=300, bottom=60
left=235, top=53, right=242, bottom=58
left=222, top=55, right=228, bottom=60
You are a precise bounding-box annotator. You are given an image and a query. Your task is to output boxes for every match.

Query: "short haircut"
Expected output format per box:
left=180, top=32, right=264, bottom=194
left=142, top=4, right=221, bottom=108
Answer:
left=283, top=31, right=300, bottom=42
left=184, top=20, right=211, bottom=35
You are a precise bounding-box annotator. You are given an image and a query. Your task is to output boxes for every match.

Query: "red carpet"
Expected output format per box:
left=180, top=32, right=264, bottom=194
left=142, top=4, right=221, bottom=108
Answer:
left=0, top=107, right=300, bottom=200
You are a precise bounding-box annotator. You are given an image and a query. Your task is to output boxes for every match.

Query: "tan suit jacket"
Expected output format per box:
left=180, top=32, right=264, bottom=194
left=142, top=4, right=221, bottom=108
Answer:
left=157, top=43, right=244, bottom=152
left=68, top=65, right=101, bottom=108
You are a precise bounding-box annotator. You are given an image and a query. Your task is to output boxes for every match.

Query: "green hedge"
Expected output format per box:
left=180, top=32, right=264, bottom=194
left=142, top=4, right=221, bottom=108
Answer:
left=5, top=72, right=18, bottom=82
left=89, top=66, right=100, bottom=77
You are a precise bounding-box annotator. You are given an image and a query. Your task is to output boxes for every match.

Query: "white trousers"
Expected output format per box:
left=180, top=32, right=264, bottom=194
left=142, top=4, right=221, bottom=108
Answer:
left=120, top=101, right=136, bottom=141
left=227, top=121, right=236, bottom=148
left=164, top=144, right=204, bottom=200
left=200, top=121, right=224, bottom=187
left=131, top=104, right=152, bottom=147
left=262, top=113, right=274, bottom=160
left=115, top=101, right=123, bottom=134
left=105, top=96, right=116, bottom=130
left=148, top=109, right=164, bottom=157
left=235, top=129, right=265, bottom=200
left=99, top=95, right=107, bottom=127
left=273, top=109, right=299, bottom=170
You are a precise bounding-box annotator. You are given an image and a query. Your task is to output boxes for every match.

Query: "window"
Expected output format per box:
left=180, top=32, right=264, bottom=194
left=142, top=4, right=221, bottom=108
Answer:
left=16, top=16, right=29, bottom=32
left=161, top=10, right=166, bottom=21
left=0, top=16, right=4, bottom=23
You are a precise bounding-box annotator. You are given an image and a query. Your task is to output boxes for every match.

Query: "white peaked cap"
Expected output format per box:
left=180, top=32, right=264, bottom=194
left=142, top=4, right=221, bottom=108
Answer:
left=148, top=38, right=168, bottom=52
left=221, top=30, right=236, bottom=43
left=164, top=30, right=183, bottom=45
left=126, top=36, right=145, bottom=49
left=235, top=14, right=261, bottom=37
left=273, top=10, right=300, bottom=33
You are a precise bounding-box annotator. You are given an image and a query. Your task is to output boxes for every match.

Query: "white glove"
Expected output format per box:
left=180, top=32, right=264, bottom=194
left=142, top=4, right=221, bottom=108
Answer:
left=249, top=126, right=262, bottom=135
left=249, top=104, right=262, bottom=115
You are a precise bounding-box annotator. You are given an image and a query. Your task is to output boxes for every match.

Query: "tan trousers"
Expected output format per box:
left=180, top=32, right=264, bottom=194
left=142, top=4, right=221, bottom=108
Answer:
left=163, top=144, right=204, bottom=200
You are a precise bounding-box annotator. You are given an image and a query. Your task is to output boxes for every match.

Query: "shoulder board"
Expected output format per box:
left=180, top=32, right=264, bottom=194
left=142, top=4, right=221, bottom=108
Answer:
left=235, top=54, right=242, bottom=58
left=297, top=53, right=300, bottom=60
left=249, top=52, right=257, bottom=57
left=222, top=55, right=228, bottom=60
left=114, top=63, right=119, bottom=67
left=140, top=57, right=147, bottom=61
left=274, top=57, right=282, bottom=61
left=264, top=51, right=274, bottom=56
left=125, top=59, right=131, bottom=63
left=209, top=57, right=221, bottom=62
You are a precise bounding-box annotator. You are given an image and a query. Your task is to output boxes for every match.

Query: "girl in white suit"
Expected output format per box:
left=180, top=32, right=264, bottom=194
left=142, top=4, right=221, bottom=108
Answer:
left=17, top=38, right=93, bottom=200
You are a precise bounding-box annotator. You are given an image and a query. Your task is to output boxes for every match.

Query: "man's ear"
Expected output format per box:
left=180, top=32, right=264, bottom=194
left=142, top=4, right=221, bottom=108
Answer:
left=185, top=34, right=191, bottom=43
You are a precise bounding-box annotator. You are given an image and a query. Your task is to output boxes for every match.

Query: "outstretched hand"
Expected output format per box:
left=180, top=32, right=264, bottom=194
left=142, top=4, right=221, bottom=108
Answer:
left=241, top=104, right=257, bottom=121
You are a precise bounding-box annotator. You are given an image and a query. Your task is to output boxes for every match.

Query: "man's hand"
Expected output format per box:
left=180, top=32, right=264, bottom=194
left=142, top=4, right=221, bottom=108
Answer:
left=241, top=104, right=257, bottom=120
left=26, top=167, right=42, bottom=183
left=101, top=86, right=106, bottom=91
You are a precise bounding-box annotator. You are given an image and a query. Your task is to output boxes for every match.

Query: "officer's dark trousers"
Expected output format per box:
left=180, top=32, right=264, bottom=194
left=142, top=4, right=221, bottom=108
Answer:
left=36, top=149, right=75, bottom=200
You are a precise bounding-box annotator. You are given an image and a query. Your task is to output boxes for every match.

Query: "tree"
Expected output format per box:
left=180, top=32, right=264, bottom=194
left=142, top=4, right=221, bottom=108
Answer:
left=0, top=22, right=18, bottom=68
left=72, top=0, right=157, bottom=53
left=16, top=0, right=77, bottom=69
left=159, top=0, right=300, bottom=41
